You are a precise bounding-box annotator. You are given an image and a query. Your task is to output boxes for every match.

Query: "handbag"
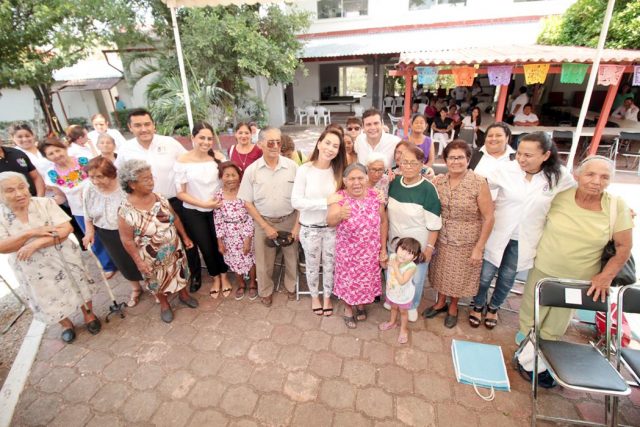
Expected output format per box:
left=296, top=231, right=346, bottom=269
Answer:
left=600, top=196, right=636, bottom=287
left=451, top=339, right=510, bottom=401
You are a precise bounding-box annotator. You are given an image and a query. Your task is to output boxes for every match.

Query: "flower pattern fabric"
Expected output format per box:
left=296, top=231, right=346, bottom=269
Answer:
left=212, top=189, right=255, bottom=276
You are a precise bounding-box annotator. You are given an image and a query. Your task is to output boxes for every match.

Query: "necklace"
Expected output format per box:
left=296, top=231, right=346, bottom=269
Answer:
left=234, top=145, right=252, bottom=169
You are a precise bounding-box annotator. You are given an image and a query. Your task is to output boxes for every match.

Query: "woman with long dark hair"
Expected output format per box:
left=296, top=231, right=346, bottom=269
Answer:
left=292, top=128, right=347, bottom=316
left=470, top=131, right=574, bottom=329
left=174, top=122, right=230, bottom=297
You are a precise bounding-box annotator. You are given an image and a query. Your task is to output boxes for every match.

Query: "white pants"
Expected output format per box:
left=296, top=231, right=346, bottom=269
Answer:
left=299, top=226, right=336, bottom=298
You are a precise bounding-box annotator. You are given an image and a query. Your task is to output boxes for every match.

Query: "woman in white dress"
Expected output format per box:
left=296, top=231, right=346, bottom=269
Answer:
left=0, top=172, right=101, bottom=343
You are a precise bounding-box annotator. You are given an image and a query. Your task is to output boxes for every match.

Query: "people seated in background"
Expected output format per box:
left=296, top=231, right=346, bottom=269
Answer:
left=280, top=134, right=307, bottom=165
left=447, top=104, right=462, bottom=127
left=432, top=107, right=454, bottom=157
left=509, top=86, right=529, bottom=118
left=612, top=98, right=639, bottom=122
left=513, top=103, right=540, bottom=126
left=452, top=86, right=469, bottom=107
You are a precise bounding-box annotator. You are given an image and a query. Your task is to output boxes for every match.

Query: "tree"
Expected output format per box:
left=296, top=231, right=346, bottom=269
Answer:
left=537, top=0, right=640, bottom=49
left=128, top=3, right=310, bottom=131
left=0, top=0, right=147, bottom=135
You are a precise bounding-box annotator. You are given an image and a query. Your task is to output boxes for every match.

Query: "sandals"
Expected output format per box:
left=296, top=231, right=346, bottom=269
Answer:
left=248, top=286, right=258, bottom=301
left=221, top=287, right=233, bottom=298
left=397, top=333, right=408, bottom=345
left=104, top=270, right=117, bottom=280
left=343, top=315, right=357, bottom=329
left=235, top=287, right=246, bottom=301
left=468, top=306, right=483, bottom=328
left=312, top=306, right=324, bottom=316
left=209, top=288, right=220, bottom=299
left=378, top=321, right=397, bottom=331
left=355, top=307, right=367, bottom=321
left=484, top=306, right=499, bottom=330
left=127, top=288, right=143, bottom=308
left=323, top=308, right=333, bottom=317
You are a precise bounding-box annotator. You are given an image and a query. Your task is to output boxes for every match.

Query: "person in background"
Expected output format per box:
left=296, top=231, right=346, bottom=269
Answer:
left=238, top=127, right=299, bottom=307
left=354, top=109, right=400, bottom=168
left=432, top=107, right=454, bottom=158
left=249, top=122, right=260, bottom=144
left=175, top=122, right=230, bottom=296
left=280, top=134, right=307, bottom=166
left=292, top=128, right=346, bottom=316
left=424, top=141, right=494, bottom=328
left=214, top=162, right=257, bottom=300
left=461, top=106, right=483, bottom=147
left=612, top=83, right=635, bottom=110
left=514, top=103, right=540, bottom=126
left=0, top=172, right=101, bottom=343
left=8, top=123, right=52, bottom=177
left=115, top=96, right=126, bottom=111
left=66, top=125, right=99, bottom=159
left=367, top=153, right=390, bottom=201
left=508, top=86, right=529, bottom=120
left=82, top=157, right=145, bottom=307
left=612, top=98, right=639, bottom=122
left=345, top=117, right=362, bottom=143
left=452, top=86, right=469, bottom=107
left=327, top=163, right=388, bottom=329
left=0, top=142, right=44, bottom=197
left=40, top=138, right=117, bottom=277
left=87, top=113, right=127, bottom=149
left=118, top=159, right=197, bottom=323
left=228, top=122, right=262, bottom=176
left=404, top=114, right=435, bottom=170
left=469, top=122, right=515, bottom=182
left=96, top=134, right=118, bottom=163
left=344, top=134, right=357, bottom=165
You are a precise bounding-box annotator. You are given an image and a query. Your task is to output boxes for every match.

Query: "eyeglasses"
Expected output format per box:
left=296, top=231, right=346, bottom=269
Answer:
left=400, top=161, right=421, bottom=167
left=446, top=156, right=467, bottom=162
left=346, top=127, right=361, bottom=131
left=369, top=168, right=385, bottom=174
left=265, top=140, right=281, bottom=148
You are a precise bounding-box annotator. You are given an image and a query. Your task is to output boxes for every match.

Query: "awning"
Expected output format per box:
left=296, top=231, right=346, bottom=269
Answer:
left=398, top=44, right=640, bottom=66
left=52, top=77, right=122, bottom=92
left=162, top=0, right=272, bottom=7
left=301, top=21, right=542, bottom=59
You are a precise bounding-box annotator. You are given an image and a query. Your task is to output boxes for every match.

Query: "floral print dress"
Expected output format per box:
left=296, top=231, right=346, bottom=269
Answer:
left=118, top=194, right=188, bottom=295
left=333, top=188, right=382, bottom=305
left=0, top=198, right=95, bottom=325
left=213, top=189, right=255, bottom=276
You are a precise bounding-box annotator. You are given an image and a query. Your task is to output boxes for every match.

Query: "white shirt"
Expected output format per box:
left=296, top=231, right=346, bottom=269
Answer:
left=355, top=132, right=401, bottom=169
left=461, top=116, right=477, bottom=129
left=509, top=93, right=529, bottom=114
left=473, top=145, right=516, bottom=199
left=174, top=160, right=221, bottom=212
left=115, top=135, right=187, bottom=199
left=514, top=112, right=539, bottom=124
left=291, top=163, right=337, bottom=226
left=15, top=147, right=52, bottom=179
left=612, top=104, right=639, bottom=122
left=88, top=128, right=127, bottom=149
left=484, top=161, right=575, bottom=271
left=67, top=143, right=98, bottom=160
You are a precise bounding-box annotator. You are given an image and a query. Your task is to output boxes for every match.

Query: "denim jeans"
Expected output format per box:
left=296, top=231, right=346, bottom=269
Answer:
left=473, top=239, right=518, bottom=310
left=411, top=261, right=429, bottom=310
left=74, top=215, right=116, bottom=273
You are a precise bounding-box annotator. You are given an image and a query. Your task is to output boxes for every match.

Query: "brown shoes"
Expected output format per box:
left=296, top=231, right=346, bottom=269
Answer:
left=261, top=295, right=273, bottom=307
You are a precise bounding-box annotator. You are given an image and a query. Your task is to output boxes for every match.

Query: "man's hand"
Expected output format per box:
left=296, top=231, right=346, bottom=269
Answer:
left=263, top=224, right=278, bottom=240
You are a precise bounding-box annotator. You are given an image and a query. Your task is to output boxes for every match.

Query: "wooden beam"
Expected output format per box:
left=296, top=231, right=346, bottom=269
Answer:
left=587, top=78, right=622, bottom=156
left=495, top=85, right=509, bottom=122
left=403, top=67, right=414, bottom=137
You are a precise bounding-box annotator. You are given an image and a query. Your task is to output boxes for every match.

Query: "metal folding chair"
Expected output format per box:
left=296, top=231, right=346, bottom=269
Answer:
left=615, top=284, right=640, bottom=386
left=530, top=278, right=630, bottom=426
left=295, top=245, right=324, bottom=301
left=615, top=132, right=640, bottom=176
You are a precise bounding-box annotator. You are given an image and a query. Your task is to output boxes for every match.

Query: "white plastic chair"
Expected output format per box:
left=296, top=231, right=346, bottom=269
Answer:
left=354, top=105, right=364, bottom=118
left=383, top=96, right=395, bottom=114
left=431, top=127, right=455, bottom=157
left=304, top=106, right=317, bottom=125
left=296, top=107, right=307, bottom=125
left=388, top=113, right=402, bottom=136
left=316, top=106, right=331, bottom=125
left=394, top=96, right=405, bottom=114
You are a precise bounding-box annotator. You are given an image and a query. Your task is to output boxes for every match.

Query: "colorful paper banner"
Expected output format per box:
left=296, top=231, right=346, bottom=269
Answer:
left=632, top=65, right=640, bottom=86
left=487, top=66, right=513, bottom=86
left=597, top=64, right=625, bottom=86
left=416, top=67, right=438, bottom=85
left=523, top=63, right=550, bottom=85
left=451, top=66, right=475, bottom=87
left=560, top=63, right=588, bottom=84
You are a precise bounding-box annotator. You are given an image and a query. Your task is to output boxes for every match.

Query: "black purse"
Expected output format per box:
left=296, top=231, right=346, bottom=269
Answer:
left=600, top=196, right=636, bottom=286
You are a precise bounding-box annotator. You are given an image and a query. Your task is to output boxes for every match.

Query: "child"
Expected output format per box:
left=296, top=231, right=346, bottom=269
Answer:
left=379, top=237, right=424, bottom=344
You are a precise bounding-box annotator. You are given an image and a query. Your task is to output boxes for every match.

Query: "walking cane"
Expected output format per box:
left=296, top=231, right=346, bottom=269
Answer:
left=86, top=249, right=126, bottom=323
left=0, top=272, right=26, bottom=335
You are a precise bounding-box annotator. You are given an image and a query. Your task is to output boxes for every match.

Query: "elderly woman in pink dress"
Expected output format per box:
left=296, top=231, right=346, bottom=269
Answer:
left=327, top=163, right=388, bottom=329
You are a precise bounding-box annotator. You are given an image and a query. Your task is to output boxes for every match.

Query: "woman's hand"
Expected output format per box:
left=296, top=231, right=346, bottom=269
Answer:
left=204, top=198, right=222, bottom=210
left=379, top=248, right=389, bottom=268
left=423, top=246, right=435, bottom=263
left=82, top=232, right=95, bottom=250
left=182, top=237, right=194, bottom=249
left=136, top=260, right=153, bottom=277
left=422, top=167, right=435, bottom=180
left=327, top=193, right=344, bottom=205
left=218, top=240, right=226, bottom=255
left=339, top=200, right=352, bottom=221
left=16, top=242, right=39, bottom=261
left=242, top=237, right=252, bottom=255
left=470, top=246, right=484, bottom=265
left=31, top=225, right=58, bottom=238
left=291, top=223, right=301, bottom=241
left=587, top=272, right=612, bottom=302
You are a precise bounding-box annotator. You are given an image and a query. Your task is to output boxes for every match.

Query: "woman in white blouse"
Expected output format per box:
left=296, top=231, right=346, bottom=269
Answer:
left=292, top=128, right=347, bottom=316
left=175, top=122, right=230, bottom=297
left=66, top=125, right=99, bottom=160
left=87, top=113, right=127, bottom=149
left=469, top=132, right=574, bottom=329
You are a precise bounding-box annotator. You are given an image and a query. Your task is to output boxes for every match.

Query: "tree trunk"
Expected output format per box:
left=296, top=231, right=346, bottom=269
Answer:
left=30, top=84, right=64, bottom=136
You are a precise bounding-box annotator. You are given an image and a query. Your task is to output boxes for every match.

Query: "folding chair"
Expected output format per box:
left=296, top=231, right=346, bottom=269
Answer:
left=457, top=127, right=476, bottom=147
left=615, top=284, right=640, bottom=386
left=615, top=132, right=640, bottom=176
left=530, top=278, right=630, bottom=426
left=388, top=113, right=402, bottom=136
left=551, top=130, right=573, bottom=164
left=295, top=245, right=324, bottom=301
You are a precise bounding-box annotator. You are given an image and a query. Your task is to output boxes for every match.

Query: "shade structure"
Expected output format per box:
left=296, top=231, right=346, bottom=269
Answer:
left=162, top=0, right=278, bottom=8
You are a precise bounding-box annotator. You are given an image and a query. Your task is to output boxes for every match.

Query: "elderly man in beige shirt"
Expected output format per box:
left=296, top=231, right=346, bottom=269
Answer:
left=238, top=127, right=300, bottom=307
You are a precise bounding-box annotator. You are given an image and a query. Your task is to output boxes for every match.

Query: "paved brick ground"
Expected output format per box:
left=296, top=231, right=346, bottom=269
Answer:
left=9, top=258, right=640, bottom=426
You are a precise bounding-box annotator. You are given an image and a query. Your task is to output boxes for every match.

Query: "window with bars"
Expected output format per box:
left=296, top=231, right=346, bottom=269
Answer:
left=317, top=0, right=368, bottom=19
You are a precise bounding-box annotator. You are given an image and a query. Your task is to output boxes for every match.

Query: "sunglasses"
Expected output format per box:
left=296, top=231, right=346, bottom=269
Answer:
left=265, top=139, right=281, bottom=148
left=346, top=127, right=361, bottom=131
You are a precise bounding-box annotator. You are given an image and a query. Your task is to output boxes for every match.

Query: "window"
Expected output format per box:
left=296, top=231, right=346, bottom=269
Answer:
left=339, top=66, right=367, bottom=97
left=317, top=0, right=368, bottom=19
left=409, top=0, right=466, bottom=10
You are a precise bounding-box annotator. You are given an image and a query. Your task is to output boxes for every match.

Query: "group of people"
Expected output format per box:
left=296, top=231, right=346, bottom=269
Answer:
left=0, top=106, right=633, bottom=387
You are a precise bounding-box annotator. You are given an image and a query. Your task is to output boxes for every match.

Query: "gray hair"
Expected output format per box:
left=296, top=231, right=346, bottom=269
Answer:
left=258, top=127, right=281, bottom=142
left=96, top=133, right=116, bottom=145
left=118, top=159, right=151, bottom=193
left=575, top=155, right=615, bottom=177
left=365, top=153, right=386, bottom=167
left=0, top=172, right=29, bottom=204
left=343, top=162, right=367, bottom=177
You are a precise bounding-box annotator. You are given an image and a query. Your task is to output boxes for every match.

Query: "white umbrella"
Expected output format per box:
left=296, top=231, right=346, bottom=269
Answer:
left=161, top=0, right=281, bottom=130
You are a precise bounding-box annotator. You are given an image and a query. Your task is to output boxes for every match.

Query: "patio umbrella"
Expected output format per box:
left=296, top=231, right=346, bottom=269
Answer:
left=161, top=0, right=281, bottom=130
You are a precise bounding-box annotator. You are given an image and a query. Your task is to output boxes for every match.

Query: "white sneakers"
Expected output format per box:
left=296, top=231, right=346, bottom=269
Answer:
left=408, top=309, right=418, bottom=322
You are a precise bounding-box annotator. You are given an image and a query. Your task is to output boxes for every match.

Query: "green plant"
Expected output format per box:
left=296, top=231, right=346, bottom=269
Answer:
left=67, top=117, right=89, bottom=128
left=236, top=96, right=268, bottom=128
left=111, top=108, right=136, bottom=132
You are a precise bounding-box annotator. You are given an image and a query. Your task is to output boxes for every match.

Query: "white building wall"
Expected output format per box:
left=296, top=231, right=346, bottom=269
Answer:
left=293, top=62, right=320, bottom=108
left=246, top=76, right=287, bottom=127
left=0, top=88, right=38, bottom=122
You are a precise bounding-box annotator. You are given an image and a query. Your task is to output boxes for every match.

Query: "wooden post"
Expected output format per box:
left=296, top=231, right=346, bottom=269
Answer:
left=587, top=77, right=622, bottom=156
left=403, top=67, right=414, bottom=137
left=495, top=85, right=509, bottom=122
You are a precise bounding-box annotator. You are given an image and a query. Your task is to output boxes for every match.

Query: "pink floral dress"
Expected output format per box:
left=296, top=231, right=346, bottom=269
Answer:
left=213, top=189, right=255, bottom=276
left=333, top=188, right=382, bottom=305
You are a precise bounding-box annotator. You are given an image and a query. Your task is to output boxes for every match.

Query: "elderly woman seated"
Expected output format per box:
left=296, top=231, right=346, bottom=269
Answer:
left=516, top=155, right=633, bottom=387
left=117, top=160, right=198, bottom=323
left=0, top=172, right=101, bottom=343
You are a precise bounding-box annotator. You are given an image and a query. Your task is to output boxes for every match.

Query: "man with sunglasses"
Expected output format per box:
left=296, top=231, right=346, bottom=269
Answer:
left=354, top=108, right=400, bottom=169
left=345, top=117, right=363, bottom=142
left=239, top=127, right=300, bottom=307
